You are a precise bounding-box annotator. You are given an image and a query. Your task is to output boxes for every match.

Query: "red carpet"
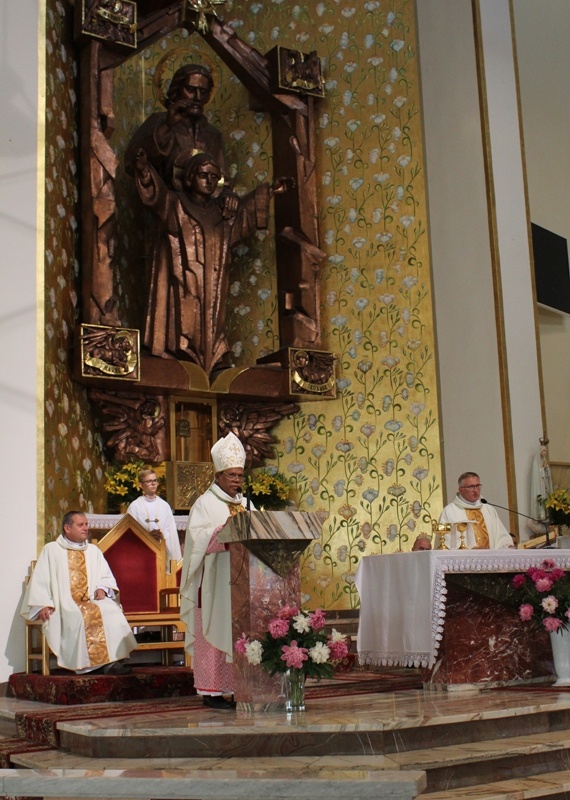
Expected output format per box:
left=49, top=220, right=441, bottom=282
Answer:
left=0, top=737, right=53, bottom=768
left=15, top=695, right=205, bottom=747
left=307, top=669, right=423, bottom=698
left=9, top=666, right=195, bottom=705
left=494, top=682, right=569, bottom=693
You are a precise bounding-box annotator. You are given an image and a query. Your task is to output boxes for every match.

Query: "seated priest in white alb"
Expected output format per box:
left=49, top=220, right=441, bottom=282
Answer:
left=21, top=511, right=137, bottom=674
left=438, top=471, right=515, bottom=549
left=127, top=468, right=182, bottom=567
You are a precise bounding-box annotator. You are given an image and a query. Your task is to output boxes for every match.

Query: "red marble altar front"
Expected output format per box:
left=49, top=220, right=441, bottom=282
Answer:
left=427, top=582, right=555, bottom=688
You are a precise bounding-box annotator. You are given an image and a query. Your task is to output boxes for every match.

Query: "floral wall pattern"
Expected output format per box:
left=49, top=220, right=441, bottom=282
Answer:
left=42, top=0, right=108, bottom=542
left=41, top=0, right=444, bottom=607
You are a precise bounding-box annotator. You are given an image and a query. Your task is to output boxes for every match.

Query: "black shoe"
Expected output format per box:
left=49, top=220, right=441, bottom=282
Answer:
left=102, top=661, right=132, bottom=675
left=202, top=695, right=235, bottom=710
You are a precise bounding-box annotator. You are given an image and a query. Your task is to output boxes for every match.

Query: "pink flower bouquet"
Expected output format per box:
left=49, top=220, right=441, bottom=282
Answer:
left=512, top=559, right=570, bottom=634
left=235, top=605, right=349, bottom=679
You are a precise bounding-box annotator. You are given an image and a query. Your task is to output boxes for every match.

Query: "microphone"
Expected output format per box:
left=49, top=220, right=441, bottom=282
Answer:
left=480, top=498, right=552, bottom=547
left=246, top=485, right=251, bottom=512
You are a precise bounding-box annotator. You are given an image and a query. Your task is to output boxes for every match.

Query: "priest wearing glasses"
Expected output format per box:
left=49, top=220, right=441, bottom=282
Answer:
left=437, top=471, right=514, bottom=549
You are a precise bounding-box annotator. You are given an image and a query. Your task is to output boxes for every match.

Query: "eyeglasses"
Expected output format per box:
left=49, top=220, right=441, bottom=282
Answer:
left=142, top=479, right=158, bottom=484
left=460, top=484, right=482, bottom=490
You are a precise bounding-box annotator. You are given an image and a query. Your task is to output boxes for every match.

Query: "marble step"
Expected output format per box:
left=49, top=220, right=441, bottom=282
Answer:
left=11, top=751, right=404, bottom=772
left=15, top=718, right=570, bottom=794
left=0, top=718, right=18, bottom=738
left=390, top=728, right=570, bottom=792
left=51, top=690, right=570, bottom=759
left=416, top=767, right=570, bottom=799
left=0, top=765, right=426, bottom=800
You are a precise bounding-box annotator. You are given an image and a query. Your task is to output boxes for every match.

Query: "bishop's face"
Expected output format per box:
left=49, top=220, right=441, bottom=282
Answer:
left=216, top=468, right=244, bottom=498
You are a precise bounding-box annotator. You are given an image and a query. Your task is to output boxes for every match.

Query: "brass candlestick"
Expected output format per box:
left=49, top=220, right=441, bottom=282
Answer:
left=431, top=520, right=452, bottom=550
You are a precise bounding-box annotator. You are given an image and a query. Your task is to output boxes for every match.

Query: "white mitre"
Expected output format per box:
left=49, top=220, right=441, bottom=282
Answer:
left=211, top=432, right=246, bottom=473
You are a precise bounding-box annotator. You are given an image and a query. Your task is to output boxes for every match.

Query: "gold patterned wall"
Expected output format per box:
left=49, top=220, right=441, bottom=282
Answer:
left=43, top=0, right=108, bottom=540
left=42, top=0, right=443, bottom=606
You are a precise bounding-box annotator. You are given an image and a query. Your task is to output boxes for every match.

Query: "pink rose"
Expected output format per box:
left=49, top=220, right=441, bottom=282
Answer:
left=268, top=617, right=290, bottom=638
left=281, top=641, right=309, bottom=669
left=519, top=604, right=534, bottom=622
left=277, top=605, right=299, bottom=619
left=309, top=609, right=327, bottom=630
left=543, top=617, right=563, bottom=633
left=512, top=574, right=526, bottom=589
left=535, top=577, right=553, bottom=592
left=235, top=633, right=249, bottom=654
left=542, top=559, right=556, bottom=570
left=329, top=640, right=349, bottom=660
left=528, top=568, right=545, bottom=581
left=552, top=569, right=565, bottom=581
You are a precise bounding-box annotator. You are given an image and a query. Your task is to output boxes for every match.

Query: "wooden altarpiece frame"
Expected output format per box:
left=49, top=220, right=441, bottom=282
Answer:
left=74, top=0, right=335, bottom=468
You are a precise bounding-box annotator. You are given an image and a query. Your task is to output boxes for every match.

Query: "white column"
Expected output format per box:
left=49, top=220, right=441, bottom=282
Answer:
left=477, top=0, right=543, bottom=526
left=0, top=0, right=41, bottom=680
left=417, top=0, right=543, bottom=536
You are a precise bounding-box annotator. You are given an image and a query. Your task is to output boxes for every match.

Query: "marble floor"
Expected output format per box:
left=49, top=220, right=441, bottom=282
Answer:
left=3, top=687, right=570, bottom=798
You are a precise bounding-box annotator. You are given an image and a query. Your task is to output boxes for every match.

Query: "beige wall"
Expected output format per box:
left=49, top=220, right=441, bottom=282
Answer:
left=0, top=0, right=41, bottom=680
left=514, top=0, right=570, bottom=467
left=416, top=0, right=507, bottom=507
left=417, top=0, right=544, bottom=534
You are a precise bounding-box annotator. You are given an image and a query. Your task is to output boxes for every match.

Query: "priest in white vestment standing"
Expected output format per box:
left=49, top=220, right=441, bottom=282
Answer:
left=438, top=471, right=514, bottom=549
left=21, top=511, right=137, bottom=674
left=127, top=468, right=182, bottom=567
left=180, top=432, right=249, bottom=710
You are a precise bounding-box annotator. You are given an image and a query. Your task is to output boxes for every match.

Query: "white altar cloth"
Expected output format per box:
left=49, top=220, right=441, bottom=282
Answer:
left=355, top=549, right=570, bottom=669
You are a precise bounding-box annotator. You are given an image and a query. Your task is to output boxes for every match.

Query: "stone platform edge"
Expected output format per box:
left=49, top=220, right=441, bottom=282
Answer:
left=0, top=767, right=426, bottom=799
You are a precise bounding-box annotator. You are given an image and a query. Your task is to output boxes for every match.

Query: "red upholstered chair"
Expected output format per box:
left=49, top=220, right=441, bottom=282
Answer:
left=96, top=514, right=189, bottom=666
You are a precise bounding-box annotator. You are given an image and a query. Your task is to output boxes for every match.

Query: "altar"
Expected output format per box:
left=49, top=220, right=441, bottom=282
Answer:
left=355, top=550, right=570, bottom=689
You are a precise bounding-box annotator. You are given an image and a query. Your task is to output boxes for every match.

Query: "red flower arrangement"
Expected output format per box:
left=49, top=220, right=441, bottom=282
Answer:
left=512, top=559, right=570, bottom=634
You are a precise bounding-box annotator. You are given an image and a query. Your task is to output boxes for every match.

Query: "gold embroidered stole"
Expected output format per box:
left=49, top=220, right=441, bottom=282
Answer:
left=67, top=550, right=110, bottom=667
left=464, top=508, right=490, bottom=549
left=228, top=503, right=246, bottom=517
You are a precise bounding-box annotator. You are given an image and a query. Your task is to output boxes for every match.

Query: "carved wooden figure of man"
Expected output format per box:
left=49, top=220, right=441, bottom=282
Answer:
left=133, top=149, right=291, bottom=376
left=125, top=63, right=226, bottom=189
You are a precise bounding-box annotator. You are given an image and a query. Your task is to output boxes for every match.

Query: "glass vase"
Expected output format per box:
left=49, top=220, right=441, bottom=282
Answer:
left=282, top=668, right=306, bottom=712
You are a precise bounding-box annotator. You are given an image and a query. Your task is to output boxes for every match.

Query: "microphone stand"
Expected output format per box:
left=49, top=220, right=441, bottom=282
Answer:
left=481, top=498, right=552, bottom=548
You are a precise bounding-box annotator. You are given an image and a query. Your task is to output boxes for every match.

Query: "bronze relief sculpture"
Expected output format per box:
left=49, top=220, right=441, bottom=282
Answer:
left=132, top=148, right=291, bottom=375
left=75, top=4, right=334, bottom=468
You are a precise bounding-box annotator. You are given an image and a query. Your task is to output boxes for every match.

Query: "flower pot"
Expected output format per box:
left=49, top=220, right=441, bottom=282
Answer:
left=281, top=669, right=306, bottom=712
left=550, top=628, right=570, bottom=686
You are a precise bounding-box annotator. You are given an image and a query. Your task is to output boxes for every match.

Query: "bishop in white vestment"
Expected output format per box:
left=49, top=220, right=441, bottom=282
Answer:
left=180, top=432, right=249, bottom=709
